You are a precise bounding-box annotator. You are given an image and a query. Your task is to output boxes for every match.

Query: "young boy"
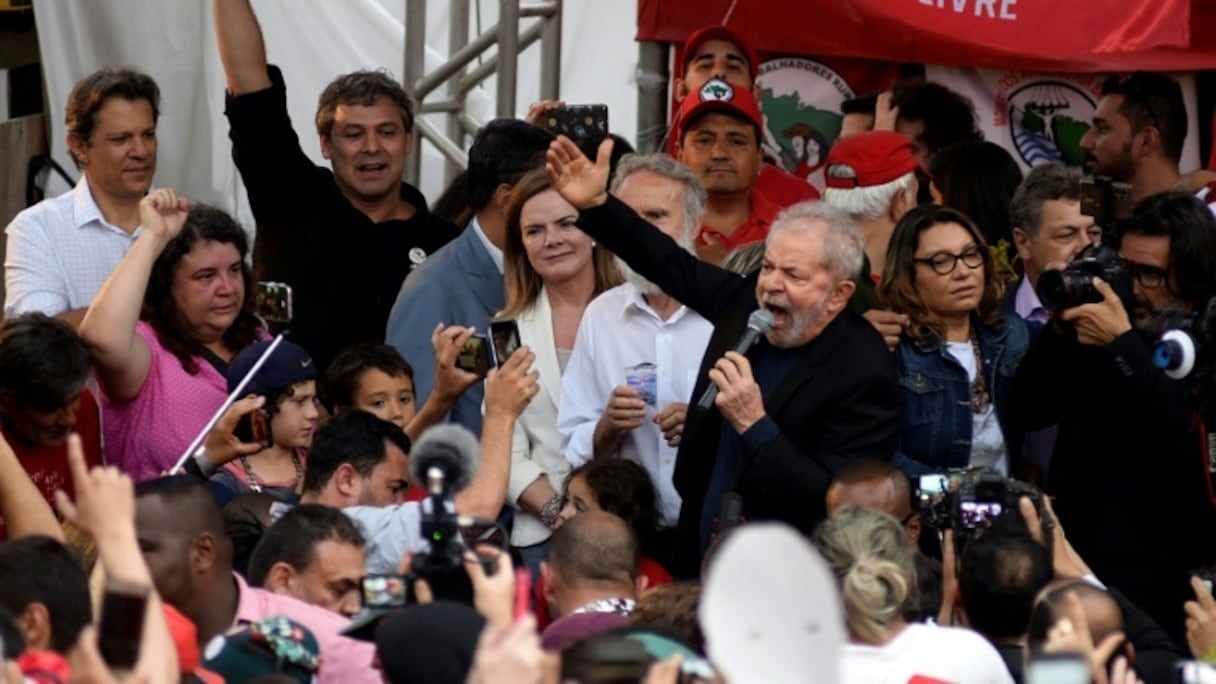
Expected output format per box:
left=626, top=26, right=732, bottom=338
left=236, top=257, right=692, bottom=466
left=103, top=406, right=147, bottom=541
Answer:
left=320, top=343, right=418, bottom=432
left=210, top=339, right=319, bottom=505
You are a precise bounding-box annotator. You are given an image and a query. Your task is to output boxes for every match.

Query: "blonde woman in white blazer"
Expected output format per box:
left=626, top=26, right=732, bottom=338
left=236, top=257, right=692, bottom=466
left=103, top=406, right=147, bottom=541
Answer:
left=495, top=168, right=622, bottom=573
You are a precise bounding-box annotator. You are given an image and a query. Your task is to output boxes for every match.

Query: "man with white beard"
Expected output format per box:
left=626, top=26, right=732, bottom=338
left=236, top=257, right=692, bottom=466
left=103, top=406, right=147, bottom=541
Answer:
left=557, top=154, right=714, bottom=552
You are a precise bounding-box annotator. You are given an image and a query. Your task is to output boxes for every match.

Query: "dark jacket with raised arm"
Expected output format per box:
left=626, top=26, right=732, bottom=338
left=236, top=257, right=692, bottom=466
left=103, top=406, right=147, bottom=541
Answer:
left=575, top=196, right=901, bottom=577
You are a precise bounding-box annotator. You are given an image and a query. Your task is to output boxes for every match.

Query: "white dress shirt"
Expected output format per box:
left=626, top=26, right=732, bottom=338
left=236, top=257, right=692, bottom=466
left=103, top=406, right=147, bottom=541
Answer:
left=558, top=283, right=713, bottom=526
left=4, top=176, right=141, bottom=317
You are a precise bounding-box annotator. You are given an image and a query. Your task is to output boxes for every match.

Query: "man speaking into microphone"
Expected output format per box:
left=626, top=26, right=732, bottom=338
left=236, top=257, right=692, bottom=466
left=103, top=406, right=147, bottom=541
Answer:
left=547, top=145, right=900, bottom=576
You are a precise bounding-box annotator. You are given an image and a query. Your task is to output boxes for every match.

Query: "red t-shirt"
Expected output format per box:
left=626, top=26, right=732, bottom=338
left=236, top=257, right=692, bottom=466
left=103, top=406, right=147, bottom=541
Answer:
left=533, top=556, right=673, bottom=629
left=697, top=189, right=783, bottom=252
left=0, top=389, right=105, bottom=540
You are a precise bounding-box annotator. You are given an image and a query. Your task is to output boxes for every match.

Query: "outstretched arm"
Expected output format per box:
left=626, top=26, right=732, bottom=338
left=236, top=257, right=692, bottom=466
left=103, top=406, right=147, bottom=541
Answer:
left=0, top=430, right=64, bottom=541
left=213, top=0, right=273, bottom=95
left=79, top=190, right=188, bottom=404
left=455, top=348, right=541, bottom=520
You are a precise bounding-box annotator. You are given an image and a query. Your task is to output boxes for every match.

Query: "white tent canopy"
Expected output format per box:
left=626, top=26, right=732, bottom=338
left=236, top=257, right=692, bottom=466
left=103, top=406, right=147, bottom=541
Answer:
left=32, top=0, right=641, bottom=227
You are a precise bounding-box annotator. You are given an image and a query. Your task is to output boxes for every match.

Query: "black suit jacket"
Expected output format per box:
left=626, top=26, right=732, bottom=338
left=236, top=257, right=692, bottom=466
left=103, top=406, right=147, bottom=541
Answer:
left=576, top=198, right=901, bottom=576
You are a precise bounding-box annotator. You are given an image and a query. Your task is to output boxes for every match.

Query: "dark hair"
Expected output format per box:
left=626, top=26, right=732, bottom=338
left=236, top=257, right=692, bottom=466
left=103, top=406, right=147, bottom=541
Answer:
left=878, top=205, right=1006, bottom=344
left=894, top=82, right=984, bottom=157
left=0, top=536, right=92, bottom=653
left=908, top=553, right=943, bottom=623
left=1009, top=163, right=1083, bottom=240
left=302, top=410, right=411, bottom=493
left=135, top=476, right=230, bottom=547
left=0, top=313, right=92, bottom=412
left=578, top=132, right=637, bottom=182
left=466, top=119, right=555, bottom=212
left=64, top=67, right=160, bottom=170
left=0, top=607, right=26, bottom=659
left=929, top=141, right=1024, bottom=250
left=831, top=459, right=914, bottom=516
left=315, top=70, right=414, bottom=137
left=1116, top=191, right=1216, bottom=305
left=841, top=93, right=878, bottom=117
left=431, top=170, right=474, bottom=227
left=1101, top=73, right=1187, bottom=164
left=221, top=493, right=278, bottom=577
left=141, top=204, right=261, bottom=374
left=549, top=511, right=639, bottom=586
left=565, top=459, right=659, bottom=552
left=320, top=343, right=415, bottom=412
left=959, top=531, right=1051, bottom=640
left=247, top=505, right=366, bottom=586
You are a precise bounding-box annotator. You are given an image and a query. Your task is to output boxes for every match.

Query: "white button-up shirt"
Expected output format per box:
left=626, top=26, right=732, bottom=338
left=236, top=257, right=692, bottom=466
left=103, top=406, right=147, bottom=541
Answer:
left=558, top=283, right=713, bottom=526
left=4, top=176, right=141, bottom=317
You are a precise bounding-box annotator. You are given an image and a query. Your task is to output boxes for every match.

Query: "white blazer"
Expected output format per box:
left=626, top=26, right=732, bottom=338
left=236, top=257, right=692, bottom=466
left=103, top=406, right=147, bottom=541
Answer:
left=503, top=287, right=570, bottom=547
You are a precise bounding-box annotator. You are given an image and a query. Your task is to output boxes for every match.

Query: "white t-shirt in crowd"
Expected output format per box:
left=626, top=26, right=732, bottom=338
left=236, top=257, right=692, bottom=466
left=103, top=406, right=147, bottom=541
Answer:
left=840, top=622, right=1015, bottom=684
left=945, top=341, right=1007, bottom=475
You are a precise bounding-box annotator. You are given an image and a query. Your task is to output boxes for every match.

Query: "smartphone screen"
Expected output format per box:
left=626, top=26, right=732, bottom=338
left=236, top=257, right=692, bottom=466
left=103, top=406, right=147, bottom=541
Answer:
left=1026, top=654, right=1091, bottom=684
left=490, top=320, right=521, bottom=366
left=918, top=474, right=949, bottom=496
left=542, top=104, right=609, bottom=140
left=98, top=582, right=150, bottom=669
left=233, top=409, right=274, bottom=449
left=361, top=575, right=407, bottom=609
left=257, top=281, right=293, bottom=324
left=959, top=499, right=1003, bottom=529
left=456, top=335, right=492, bottom=378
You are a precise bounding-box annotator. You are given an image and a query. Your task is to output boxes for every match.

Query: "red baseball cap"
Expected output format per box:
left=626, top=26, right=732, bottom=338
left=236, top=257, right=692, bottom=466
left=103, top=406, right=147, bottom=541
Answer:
left=682, top=25, right=759, bottom=83
left=676, top=78, right=764, bottom=143
left=824, top=131, right=920, bottom=189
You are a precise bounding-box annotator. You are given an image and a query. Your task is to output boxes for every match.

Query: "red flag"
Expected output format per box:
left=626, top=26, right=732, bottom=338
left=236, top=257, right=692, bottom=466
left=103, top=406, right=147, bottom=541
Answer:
left=638, top=0, right=1214, bottom=73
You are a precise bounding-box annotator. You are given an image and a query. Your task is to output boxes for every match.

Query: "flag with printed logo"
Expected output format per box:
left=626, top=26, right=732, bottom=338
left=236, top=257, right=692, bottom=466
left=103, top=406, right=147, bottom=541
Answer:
left=925, top=66, right=1203, bottom=174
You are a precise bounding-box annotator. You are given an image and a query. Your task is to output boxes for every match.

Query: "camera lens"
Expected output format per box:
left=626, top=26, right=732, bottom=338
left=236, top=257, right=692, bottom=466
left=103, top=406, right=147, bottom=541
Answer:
left=1036, top=270, right=1073, bottom=313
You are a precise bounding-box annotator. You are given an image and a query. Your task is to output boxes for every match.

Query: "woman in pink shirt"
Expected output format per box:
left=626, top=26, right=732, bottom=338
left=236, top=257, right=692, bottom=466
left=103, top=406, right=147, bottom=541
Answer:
left=81, top=189, right=263, bottom=481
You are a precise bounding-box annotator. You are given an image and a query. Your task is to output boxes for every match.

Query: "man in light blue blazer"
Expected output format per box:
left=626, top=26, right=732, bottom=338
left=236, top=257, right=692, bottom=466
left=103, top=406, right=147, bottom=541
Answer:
left=386, top=120, right=554, bottom=435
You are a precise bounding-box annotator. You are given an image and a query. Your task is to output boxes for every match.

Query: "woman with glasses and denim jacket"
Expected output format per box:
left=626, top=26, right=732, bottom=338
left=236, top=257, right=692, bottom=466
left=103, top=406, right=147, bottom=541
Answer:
left=878, top=205, right=1030, bottom=477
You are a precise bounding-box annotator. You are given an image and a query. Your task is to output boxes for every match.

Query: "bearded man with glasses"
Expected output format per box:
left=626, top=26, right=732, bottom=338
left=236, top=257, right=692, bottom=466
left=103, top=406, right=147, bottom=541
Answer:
left=1014, top=191, right=1216, bottom=646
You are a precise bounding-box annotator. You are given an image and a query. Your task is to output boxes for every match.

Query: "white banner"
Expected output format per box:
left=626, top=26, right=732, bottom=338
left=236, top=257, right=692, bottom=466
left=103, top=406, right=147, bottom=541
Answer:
left=925, top=66, right=1202, bottom=174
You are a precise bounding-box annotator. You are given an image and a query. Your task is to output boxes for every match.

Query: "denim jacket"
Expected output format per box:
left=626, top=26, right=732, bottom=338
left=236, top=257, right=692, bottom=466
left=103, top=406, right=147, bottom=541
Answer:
left=892, top=312, right=1030, bottom=476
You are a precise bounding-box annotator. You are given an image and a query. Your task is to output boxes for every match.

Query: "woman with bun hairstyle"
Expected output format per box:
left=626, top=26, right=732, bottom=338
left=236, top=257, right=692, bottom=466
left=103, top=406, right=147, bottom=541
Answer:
left=814, top=506, right=1014, bottom=683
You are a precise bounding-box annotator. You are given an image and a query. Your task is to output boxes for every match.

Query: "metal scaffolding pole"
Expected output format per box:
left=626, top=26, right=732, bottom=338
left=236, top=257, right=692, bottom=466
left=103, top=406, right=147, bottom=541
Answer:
left=636, top=40, right=669, bottom=155
left=445, top=0, right=470, bottom=181
left=402, top=0, right=563, bottom=188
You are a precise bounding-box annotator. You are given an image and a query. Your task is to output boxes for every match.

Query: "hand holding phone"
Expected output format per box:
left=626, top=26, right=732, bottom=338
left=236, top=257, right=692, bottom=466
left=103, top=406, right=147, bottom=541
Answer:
left=542, top=104, right=609, bottom=141
left=256, top=281, right=293, bottom=325
left=98, top=580, right=150, bottom=669
left=232, top=405, right=274, bottom=450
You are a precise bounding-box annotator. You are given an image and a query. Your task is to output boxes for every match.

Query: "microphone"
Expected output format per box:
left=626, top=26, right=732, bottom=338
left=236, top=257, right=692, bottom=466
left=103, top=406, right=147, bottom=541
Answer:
left=696, top=308, right=775, bottom=411
left=409, top=424, right=481, bottom=496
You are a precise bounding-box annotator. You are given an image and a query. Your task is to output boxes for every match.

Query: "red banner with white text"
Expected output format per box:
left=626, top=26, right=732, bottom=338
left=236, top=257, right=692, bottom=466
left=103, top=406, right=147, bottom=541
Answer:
left=638, top=0, right=1216, bottom=73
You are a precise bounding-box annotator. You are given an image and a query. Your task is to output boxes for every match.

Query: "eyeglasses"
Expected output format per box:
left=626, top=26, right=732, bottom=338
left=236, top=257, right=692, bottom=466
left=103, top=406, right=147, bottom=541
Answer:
left=1118, top=253, right=1169, bottom=289
left=913, top=245, right=985, bottom=275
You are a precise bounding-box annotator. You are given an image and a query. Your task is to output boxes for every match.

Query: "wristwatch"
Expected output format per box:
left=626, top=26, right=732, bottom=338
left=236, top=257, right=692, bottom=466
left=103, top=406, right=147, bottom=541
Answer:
left=189, top=447, right=217, bottom=478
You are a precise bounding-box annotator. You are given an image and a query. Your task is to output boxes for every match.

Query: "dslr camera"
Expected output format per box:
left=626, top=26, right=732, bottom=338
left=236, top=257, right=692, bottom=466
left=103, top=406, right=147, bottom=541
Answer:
left=917, top=468, right=1051, bottom=555
left=1035, top=243, right=1134, bottom=314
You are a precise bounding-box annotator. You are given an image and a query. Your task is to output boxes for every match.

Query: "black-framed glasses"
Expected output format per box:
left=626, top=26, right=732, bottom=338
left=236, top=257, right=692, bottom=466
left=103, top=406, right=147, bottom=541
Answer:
left=1118, top=253, right=1169, bottom=289
left=913, top=245, right=985, bottom=275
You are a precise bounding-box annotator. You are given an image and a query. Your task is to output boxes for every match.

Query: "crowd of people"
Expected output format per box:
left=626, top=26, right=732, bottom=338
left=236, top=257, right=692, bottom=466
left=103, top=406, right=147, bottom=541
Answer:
left=2, top=3, right=1216, bottom=682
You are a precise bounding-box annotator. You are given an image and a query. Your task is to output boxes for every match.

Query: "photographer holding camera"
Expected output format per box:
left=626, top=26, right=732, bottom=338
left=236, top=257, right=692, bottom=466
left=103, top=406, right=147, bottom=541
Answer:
left=1015, top=190, right=1216, bottom=644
